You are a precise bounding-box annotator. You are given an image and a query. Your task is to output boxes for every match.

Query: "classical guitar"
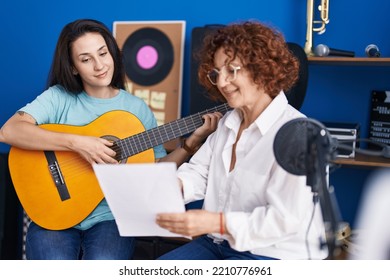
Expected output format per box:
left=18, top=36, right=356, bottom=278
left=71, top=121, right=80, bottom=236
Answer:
left=8, top=103, right=230, bottom=230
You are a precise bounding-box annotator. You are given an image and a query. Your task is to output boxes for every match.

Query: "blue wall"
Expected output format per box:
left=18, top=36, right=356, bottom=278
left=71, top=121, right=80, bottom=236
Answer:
left=1, top=0, right=389, bottom=227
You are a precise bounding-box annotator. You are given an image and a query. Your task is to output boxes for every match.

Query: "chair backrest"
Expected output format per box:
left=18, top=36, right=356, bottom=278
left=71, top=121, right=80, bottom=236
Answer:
left=285, top=42, right=309, bottom=111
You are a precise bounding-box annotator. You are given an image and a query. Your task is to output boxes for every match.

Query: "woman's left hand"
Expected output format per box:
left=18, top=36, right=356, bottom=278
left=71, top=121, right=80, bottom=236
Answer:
left=156, top=209, right=220, bottom=237
left=185, top=112, right=223, bottom=148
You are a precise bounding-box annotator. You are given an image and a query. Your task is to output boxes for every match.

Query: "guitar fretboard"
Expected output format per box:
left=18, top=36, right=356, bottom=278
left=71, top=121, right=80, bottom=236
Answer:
left=115, top=103, right=230, bottom=160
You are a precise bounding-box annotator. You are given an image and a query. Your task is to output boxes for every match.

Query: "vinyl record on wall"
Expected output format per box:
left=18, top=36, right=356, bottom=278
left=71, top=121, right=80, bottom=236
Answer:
left=114, top=21, right=185, bottom=151
left=122, top=27, right=174, bottom=86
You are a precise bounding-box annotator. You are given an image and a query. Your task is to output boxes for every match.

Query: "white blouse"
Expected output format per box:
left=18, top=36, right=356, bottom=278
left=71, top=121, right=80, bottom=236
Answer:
left=178, top=93, right=328, bottom=260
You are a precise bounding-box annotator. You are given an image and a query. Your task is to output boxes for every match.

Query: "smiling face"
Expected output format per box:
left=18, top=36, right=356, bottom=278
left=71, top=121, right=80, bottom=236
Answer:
left=213, top=47, right=264, bottom=111
left=70, top=32, right=115, bottom=96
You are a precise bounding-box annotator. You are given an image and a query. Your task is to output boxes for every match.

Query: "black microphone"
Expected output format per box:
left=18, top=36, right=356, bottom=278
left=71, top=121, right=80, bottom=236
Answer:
left=314, top=44, right=355, bottom=57
left=273, top=117, right=343, bottom=259
left=273, top=118, right=335, bottom=176
left=365, top=44, right=381, bottom=57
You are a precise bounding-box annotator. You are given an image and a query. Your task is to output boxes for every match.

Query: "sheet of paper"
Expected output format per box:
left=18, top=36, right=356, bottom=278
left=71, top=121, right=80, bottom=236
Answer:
left=92, top=162, right=187, bottom=238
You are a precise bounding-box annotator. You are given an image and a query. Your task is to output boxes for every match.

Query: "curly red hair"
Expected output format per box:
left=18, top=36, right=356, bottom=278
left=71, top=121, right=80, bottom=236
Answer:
left=197, top=20, right=299, bottom=102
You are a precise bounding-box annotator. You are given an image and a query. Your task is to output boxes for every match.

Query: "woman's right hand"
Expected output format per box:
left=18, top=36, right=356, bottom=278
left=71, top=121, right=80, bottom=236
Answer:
left=1, top=111, right=118, bottom=165
left=71, top=135, right=118, bottom=164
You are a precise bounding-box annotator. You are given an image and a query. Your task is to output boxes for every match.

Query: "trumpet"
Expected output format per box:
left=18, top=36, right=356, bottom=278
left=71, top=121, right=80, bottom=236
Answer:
left=304, top=0, right=330, bottom=56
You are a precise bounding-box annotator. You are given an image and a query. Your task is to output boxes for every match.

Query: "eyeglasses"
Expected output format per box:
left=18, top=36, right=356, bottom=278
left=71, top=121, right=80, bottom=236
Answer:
left=207, top=63, right=242, bottom=85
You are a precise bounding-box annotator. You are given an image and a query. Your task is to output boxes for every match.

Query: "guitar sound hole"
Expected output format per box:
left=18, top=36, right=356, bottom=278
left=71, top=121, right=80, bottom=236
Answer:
left=101, top=135, right=125, bottom=163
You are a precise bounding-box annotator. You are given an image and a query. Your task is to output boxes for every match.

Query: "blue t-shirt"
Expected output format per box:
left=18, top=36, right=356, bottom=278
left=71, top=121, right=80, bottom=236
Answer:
left=20, top=85, right=167, bottom=230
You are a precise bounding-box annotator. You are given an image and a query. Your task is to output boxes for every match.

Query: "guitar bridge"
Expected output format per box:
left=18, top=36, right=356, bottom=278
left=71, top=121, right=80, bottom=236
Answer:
left=44, top=151, right=70, bottom=201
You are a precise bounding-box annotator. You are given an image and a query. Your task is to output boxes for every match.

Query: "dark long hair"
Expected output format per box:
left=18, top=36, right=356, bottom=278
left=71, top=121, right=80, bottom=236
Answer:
left=47, top=19, right=125, bottom=93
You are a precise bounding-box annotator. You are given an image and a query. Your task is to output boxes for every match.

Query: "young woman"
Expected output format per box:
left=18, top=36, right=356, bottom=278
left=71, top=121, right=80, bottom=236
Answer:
left=156, top=20, right=328, bottom=260
left=0, top=19, right=221, bottom=260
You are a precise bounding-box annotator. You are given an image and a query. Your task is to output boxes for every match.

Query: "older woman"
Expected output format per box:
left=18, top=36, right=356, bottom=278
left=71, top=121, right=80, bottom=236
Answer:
left=156, top=20, right=327, bottom=260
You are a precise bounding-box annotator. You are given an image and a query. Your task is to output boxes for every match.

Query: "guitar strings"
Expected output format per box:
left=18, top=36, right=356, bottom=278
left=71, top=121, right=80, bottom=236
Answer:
left=111, top=103, right=230, bottom=160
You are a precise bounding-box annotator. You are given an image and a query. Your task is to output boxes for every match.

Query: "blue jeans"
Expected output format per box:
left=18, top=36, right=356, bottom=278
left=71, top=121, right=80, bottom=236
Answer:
left=26, top=220, right=135, bottom=260
left=157, top=235, right=278, bottom=260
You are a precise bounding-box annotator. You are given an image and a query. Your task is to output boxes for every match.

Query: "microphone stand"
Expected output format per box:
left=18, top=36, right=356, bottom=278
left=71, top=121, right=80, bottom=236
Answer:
left=306, top=129, right=342, bottom=259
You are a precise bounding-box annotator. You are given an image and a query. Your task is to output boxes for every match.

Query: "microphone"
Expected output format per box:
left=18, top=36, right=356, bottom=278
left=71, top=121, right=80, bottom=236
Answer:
left=273, top=118, right=335, bottom=176
left=365, top=44, right=381, bottom=57
left=273, top=117, right=342, bottom=259
left=314, top=44, right=355, bottom=57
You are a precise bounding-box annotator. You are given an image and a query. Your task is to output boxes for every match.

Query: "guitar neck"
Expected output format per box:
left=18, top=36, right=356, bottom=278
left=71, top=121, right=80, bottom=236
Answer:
left=115, top=103, right=230, bottom=160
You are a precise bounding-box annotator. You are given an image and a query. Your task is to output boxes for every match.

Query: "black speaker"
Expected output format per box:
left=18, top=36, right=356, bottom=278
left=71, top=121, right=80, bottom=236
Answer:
left=0, top=153, right=22, bottom=259
left=132, top=237, right=158, bottom=260
left=157, top=237, right=188, bottom=258
left=131, top=237, right=188, bottom=259
left=190, top=25, right=224, bottom=115
left=0, top=154, right=5, bottom=256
